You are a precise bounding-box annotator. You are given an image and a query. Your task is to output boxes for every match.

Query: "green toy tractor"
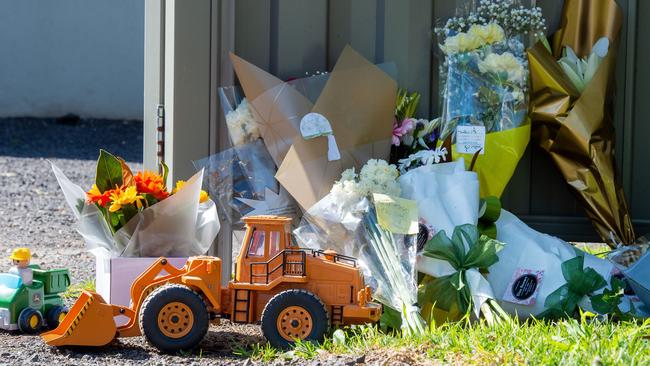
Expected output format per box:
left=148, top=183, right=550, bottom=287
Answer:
left=0, top=266, right=70, bottom=334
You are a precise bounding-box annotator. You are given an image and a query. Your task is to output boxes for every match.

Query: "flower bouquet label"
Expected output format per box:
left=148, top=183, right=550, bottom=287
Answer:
left=456, top=125, right=486, bottom=155
left=503, top=268, right=543, bottom=305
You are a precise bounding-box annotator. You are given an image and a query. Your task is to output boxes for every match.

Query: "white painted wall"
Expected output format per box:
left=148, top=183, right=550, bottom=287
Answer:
left=0, top=0, right=144, bottom=120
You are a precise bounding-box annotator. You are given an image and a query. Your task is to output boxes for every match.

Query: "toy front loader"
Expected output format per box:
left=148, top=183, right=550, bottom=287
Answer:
left=42, top=257, right=222, bottom=350
left=43, top=215, right=381, bottom=352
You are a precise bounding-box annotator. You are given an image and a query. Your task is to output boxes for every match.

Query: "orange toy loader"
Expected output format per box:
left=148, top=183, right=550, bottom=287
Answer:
left=42, top=216, right=381, bottom=351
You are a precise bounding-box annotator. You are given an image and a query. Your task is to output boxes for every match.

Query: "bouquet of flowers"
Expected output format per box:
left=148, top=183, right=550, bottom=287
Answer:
left=399, top=159, right=645, bottom=322
left=390, top=89, right=449, bottom=174
left=527, top=0, right=635, bottom=246
left=294, top=159, right=426, bottom=335
left=53, top=150, right=220, bottom=257
left=220, top=86, right=261, bottom=147
left=436, top=0, right=546, bottom=197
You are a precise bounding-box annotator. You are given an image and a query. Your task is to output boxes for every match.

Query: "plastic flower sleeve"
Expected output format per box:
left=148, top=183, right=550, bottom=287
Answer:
left=52, top=163, right=115, bottom=257
left=52, top=163, right=220, bottom=257
left=434, top=0, right=546, bottom=197
left=194, top=139, right=298, bottom=225
left=358, top=205, right=425, bottom=336
left=294, top=194, right=425, bottom=335
left=219, top=86, right=261, bottom=146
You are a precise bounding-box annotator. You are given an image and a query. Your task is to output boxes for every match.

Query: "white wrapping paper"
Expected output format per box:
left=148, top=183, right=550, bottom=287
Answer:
left=52, top=163, right=220, bottom=258
left=399, top=159, right=494, bottom=317
left=489, top=210, right=641, bottom=317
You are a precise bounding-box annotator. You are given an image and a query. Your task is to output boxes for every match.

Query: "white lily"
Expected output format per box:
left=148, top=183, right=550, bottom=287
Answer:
left=558, top=37, right=609, bottom=93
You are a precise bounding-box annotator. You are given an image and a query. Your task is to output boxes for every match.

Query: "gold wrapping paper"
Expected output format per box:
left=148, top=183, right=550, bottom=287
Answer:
left=528, top=0, right=634, bottom=246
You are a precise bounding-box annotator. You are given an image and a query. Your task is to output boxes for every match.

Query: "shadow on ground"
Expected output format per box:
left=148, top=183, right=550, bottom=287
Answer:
left=0, top=117, right=143, bottom=162
left=42, top=329, right=265, bottom=363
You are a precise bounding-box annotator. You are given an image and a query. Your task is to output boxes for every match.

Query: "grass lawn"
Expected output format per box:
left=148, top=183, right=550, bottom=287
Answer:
left=240, top=315, right=650, bottom=365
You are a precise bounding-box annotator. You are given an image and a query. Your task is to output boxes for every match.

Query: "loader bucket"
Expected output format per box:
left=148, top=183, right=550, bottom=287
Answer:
left=42, top=291, right=118, bottom=347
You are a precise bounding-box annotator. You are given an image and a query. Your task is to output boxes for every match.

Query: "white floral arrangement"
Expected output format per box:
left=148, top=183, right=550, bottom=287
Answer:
left=331, top=159, right=401, bottom=201
left=225, top=98, right=261, bottom=146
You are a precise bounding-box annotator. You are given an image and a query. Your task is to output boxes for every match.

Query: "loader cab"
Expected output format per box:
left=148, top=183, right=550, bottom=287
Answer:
left=235, top=216, right=295, bottom=283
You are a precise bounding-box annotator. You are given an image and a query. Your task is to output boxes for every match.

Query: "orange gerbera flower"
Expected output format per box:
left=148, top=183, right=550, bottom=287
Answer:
left=134, top=171, right=169, bottom=201
left=86, top=184, right=112, bottom=207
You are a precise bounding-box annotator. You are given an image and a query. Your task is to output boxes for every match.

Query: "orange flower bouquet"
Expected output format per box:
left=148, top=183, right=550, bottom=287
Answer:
left=52, top=150, right=220, bottom=257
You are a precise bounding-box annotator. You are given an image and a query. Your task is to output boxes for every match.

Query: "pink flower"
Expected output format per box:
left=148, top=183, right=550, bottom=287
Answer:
left=392, top=118, right=416, bottom=146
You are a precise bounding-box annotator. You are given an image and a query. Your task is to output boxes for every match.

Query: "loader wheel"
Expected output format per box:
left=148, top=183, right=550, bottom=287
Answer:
left=139, top=284, right=209, bottom=353
left=261, top=289, right=329, bottom=349
left=46, top=305, right=68, bottom=329
left=18, top=308, right=43, bottom=334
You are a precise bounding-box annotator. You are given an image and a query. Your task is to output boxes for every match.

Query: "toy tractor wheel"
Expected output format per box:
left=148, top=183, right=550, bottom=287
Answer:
left=18, top=308, right=43, bottom=334
left=46, top=305, right=68, bottom=329
left=139, top=284, right=209, bottom=353
left=261, top=289, right=329, bottom=348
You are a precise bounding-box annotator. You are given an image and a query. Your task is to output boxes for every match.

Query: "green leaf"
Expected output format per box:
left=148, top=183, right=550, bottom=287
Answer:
left=424, top=275, right=457, bottom=312
left=379, top=304, right=402, bottom=332
left=590, top=277, right=625, bottom=315
left=95, top=150, right=123, bottom=192
left=161, top=161, right=169, bottom=187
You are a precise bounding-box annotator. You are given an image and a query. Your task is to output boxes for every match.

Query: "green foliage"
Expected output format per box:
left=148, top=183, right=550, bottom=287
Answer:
left=95, top=150, right=123, bottom=192
left=61, top=279, right=96, bottom=299
left=292, top=339, right=319, bottom=359
left=246, top=318, right=650, bottom=365
left=395, top=88, right=421, bottom=121
left=161, top=161, right=169, bottom=187
left=379, top=305, right=402, bottom=332
left=590, top=277, right=626, bottom=316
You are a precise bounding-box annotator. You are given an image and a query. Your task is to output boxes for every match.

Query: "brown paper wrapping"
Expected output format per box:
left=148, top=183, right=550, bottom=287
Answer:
left=276, top=46, right=396, bottom=210
left=231, top=46, right=396, bottom=211
left=528, top=0, right=634, bottom=246
left=230, top=53, right=312, bottom=167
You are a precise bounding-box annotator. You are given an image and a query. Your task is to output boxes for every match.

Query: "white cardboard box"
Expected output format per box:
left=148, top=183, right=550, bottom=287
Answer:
left=95, top=256, right=187, bottom=325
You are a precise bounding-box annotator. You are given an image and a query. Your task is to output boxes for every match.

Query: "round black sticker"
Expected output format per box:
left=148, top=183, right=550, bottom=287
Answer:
left=511, top=274, right=538, bottom=300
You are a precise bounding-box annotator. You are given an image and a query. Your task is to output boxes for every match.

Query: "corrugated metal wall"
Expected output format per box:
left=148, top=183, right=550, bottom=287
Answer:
left=232, top=0, right=648, bottom=242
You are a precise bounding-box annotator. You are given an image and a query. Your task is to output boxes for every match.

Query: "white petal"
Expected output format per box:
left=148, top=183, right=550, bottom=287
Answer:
left=584, top=53, right=602, bottom=86
left=560, top=62, right=585, bottom=92
left=592, top=37, right=610, bottom=58
left=566, top=46, right=579, bottom=63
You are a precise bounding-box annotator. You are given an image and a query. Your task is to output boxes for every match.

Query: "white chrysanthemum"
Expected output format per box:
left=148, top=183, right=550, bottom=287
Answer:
left=331, top=159, right=401, bottom=199
left=225, top=99, right=261, bottom=146
left=478, top=52, right=525, bottom=83
left=340, top=167, right=357, bottom=182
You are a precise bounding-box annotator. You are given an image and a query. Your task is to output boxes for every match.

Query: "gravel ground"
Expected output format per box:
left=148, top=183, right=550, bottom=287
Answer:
left=0, top=118, right=265, bottom=366
left=0, top=118, right=374, bottom=366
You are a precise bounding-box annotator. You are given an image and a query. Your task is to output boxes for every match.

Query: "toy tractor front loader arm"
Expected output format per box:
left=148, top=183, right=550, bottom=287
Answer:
left=42, top=257, right=204, bottom=347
